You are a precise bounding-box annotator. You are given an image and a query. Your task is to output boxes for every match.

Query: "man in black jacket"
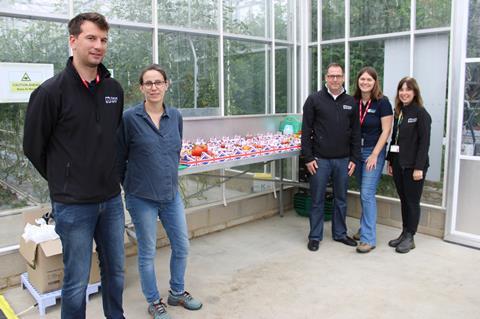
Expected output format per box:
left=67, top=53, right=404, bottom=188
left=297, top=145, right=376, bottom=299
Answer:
left=23, top=12, right=125, bottom=319
left=301, top=63, right=361, bottom=251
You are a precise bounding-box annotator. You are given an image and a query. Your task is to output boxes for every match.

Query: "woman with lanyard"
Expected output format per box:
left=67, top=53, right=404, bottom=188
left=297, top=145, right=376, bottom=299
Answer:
left=352, top=67, right=393, bottom=253
left=387, top=77, right=431, bottom=254
left=117, top=64, right=202, bottom=319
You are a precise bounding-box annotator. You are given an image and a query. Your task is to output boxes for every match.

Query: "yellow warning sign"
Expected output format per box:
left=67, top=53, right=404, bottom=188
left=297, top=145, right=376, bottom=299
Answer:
left=21, top=72, right=31, bottom=81
left=10, top=82, right=41, bottom=92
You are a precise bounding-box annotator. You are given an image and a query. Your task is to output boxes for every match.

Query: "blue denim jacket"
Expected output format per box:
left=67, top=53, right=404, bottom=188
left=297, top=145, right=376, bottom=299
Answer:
left=117, top=102, right=183, bottom=202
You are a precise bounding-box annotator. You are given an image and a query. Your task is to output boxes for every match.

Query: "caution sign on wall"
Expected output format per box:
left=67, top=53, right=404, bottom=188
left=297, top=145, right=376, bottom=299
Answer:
left=0, top=62, right=54, bottom=103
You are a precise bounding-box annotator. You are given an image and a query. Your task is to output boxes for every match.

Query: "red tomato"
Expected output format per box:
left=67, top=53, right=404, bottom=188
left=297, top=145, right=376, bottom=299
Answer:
left=191, top=145, right=203, bottom=157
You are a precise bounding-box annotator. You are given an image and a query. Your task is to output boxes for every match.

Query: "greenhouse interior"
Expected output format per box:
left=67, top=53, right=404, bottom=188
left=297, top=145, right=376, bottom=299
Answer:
left=0, top=0, right=479, bottom=318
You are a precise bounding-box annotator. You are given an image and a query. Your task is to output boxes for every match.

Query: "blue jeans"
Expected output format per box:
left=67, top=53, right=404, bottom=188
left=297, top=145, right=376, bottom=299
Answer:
left=354, top=146, right=386, bottom=246
left=125, top=192, right=189, bottom=303
left=53, top=194, right=125, bottom=319
left=308, top=157, right=349, bottom=241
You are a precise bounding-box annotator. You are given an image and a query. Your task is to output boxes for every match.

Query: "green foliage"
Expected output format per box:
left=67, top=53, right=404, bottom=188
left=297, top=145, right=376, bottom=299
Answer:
left=467, top=0, right=480, bottom=58
left=159, top=0, right=217, bottom=30
left=349, top=41, right=384, bottom=92
left=322, top=0, right=344, bottom=40
left=416, top=0, right=452, bottom=29
left=350, top=0, right=410, bottom=37
left=0, top=184, right=28, bottom=209
left=224, top=40, right=266, bottom=115
left=158, top=32, right=219, bottom=110
left=103, top=28, right=153, bottom=107
left=223, top=0, right=265, bottom=37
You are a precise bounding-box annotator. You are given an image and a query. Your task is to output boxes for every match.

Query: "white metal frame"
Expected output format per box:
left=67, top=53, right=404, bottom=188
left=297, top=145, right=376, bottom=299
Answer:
left=0, top=0, right=472, bottom=249
left=444, top=0, right=480, bottom=248
left=310, top=0, right=450, bottom=212
left=0, top=0, right=298, bottom=253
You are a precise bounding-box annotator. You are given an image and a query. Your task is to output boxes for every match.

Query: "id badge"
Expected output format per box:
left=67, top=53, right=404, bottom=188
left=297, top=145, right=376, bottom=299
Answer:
left=390, top=145, right=400, bottom=153
left=361, top=138, right=364, bottom=147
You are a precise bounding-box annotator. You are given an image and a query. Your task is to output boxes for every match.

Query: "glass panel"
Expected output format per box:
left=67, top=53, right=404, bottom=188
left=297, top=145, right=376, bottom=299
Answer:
left=350, top=0, right=410, bottom=37
left=348, top=37, right=443, bottom=203
left=223, top=0, right=266, bottom=37
left=310, top=44, right=345, bottom=94
left=321, top=42, right=345, bottom=86
left=274, top=0, right=292, bottom=40
left=74, top=0, right=152, bottom=23
left=322, top=0, right=344, bottom=41
left=0, top=18, right=68, bottom=215
left=158, top=0, right=218, bottom=31
left=275, top=45, right=293, bottom=113
left=413, top=33, right=449, bottom=205
left=310, top=46, right=318, bottom=93
left=462, top=63, right=480, bottom=156
left=180, top=173, right=223, bottom=208
left=416, top=0, right=452, bottom=29
left=467, top=0, right=480, bottom=57
left=158, top=32, right=219, bottom=116
left=311, top=0, right=317, bottom=42
left=224, top=40, right=269, bottom=115
left=103, top=27, right=153, bottom=108
left=349, top=40, right=385, bottom=93
left=0, top=0, right=68, bottom=15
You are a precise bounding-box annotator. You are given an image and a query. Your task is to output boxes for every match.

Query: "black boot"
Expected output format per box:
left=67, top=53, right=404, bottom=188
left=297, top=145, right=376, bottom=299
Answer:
left=388, top=229, right=406, bottom=247
left=395, top=232, right=415, bottom=253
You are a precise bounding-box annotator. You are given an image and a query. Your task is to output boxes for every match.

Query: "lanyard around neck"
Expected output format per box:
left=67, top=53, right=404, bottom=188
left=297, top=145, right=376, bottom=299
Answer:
left=394, top=111, right=404, bottom=144
left=81, top=74, right=100, bottom=89
left=359, top=99, right=372, bottom=126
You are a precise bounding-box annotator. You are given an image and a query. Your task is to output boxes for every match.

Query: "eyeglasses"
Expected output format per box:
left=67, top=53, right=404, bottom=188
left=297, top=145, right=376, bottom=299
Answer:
left=143, top=80, right=167, bottom=89
left=326, top=74, right=343, bottom=80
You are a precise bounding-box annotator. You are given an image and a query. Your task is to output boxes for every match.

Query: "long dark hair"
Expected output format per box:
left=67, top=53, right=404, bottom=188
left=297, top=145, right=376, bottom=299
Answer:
left=394, top=76, right=424, bottom=117
left=353, top=66, right=383, bottom=101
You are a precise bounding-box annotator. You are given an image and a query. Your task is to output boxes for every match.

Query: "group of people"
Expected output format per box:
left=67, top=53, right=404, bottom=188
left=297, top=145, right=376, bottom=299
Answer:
left=301, top=63, right=431, bottom=255
left=23, top=12, right=199, bottom=319
left=21, top=10, right=431, bottom=319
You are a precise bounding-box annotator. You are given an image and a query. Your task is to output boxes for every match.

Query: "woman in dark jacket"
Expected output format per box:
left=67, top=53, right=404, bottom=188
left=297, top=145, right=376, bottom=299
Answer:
left=387, top=77, right=431, bottom=253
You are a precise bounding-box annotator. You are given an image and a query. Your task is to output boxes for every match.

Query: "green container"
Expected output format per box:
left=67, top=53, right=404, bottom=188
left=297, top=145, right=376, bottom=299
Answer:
left=294, top=192, right=332, bottom=221
left=279, top=116, right=302, bottom=134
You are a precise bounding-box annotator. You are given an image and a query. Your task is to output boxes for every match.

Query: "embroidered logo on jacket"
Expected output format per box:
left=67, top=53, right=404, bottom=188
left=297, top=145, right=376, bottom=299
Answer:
left=407, top=117, right=417, bottom=123
left=105, top=96, right=118, bottom=104
left=342, top=105, right=352, bottom=110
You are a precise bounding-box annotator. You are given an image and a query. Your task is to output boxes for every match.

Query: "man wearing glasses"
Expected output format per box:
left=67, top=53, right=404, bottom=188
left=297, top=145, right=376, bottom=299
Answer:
left=301, top=62, right=361, bottom=252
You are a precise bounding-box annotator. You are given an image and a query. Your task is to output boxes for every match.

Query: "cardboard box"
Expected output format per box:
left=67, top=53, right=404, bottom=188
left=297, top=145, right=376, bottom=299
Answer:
left=19, top=207, right=100, bottom=293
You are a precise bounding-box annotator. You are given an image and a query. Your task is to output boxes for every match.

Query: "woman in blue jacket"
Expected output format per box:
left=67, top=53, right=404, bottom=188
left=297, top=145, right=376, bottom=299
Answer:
left=387, top=77, right=431, bottom=254
left=352, top=67, right=393, bottom=253
left=117, top=64, right=202, bottom=319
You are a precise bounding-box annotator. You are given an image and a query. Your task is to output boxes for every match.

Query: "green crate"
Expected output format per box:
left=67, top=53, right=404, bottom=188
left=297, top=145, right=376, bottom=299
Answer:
left=294, top=192, right=332, bottom=221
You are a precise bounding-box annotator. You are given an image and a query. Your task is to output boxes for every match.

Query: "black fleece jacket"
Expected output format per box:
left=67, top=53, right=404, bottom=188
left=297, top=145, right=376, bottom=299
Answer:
left=301, top=86, right=361, bottom=164
left=387, top=103, right=431, bottom=170
left=23, top=57, right=124, bottom=203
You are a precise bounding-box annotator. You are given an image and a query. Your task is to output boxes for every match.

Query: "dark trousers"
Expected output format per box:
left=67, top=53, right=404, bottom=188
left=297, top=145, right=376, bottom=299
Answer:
left=391, top=157, right=426, bottom=235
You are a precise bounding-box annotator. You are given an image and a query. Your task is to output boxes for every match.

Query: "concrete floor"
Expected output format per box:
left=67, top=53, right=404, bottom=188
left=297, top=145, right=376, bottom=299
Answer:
left=4, top=211, right=480, bottom=319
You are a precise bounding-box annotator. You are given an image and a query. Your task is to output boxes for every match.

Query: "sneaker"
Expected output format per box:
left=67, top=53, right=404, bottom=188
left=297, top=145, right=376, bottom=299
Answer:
left=353, top=230, right=361, bottom=241
left=167, top=291, right=203, bottom=310
left=356, top=242, right=375, bottom=253
left=148, top=299, right=171, bottom=319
